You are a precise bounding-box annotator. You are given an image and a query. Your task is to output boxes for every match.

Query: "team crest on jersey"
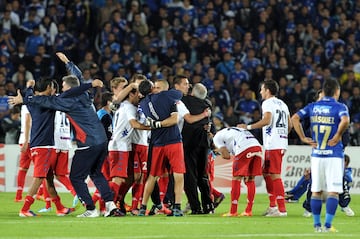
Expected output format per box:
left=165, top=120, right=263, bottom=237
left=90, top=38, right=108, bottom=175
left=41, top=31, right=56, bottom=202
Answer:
left=313, top=105, right=331, bottom=114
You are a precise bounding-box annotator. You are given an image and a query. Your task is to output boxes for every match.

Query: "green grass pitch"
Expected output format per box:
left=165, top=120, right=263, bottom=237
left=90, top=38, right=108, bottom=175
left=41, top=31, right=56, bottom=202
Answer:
left=0, top=192, right=359, bottom=239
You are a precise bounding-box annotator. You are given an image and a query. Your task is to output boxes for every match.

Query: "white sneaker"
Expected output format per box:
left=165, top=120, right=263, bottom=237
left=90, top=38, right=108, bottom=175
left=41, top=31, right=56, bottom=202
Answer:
left=265, top=209, right=287, bottom=217
left=262, top=206, right=278, bottom=216
left=303, top=210, right=312, bottom=217
left=77, top=209, right=99, bottom=218
left=104, top=201, right=117, bottom=217
left=341, top=206, right=355, bottom=217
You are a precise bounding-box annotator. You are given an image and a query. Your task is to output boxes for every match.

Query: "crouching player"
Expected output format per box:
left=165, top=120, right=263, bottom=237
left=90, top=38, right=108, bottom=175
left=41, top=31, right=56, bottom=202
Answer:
left=213, top=127, right=262, bottom=217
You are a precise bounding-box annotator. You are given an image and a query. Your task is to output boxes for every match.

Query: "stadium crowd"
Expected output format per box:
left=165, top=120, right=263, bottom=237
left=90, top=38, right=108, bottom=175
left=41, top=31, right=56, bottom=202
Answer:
left=1, top=0, right=360, bottom=145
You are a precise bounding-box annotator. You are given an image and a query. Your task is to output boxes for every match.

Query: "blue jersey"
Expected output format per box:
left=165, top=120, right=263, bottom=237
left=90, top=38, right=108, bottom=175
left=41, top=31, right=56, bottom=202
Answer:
left=296, top=97, right=349, bottom=158
left=139, top=89, right=182, bottom=146
left=25, top=87, right=55, bottom=148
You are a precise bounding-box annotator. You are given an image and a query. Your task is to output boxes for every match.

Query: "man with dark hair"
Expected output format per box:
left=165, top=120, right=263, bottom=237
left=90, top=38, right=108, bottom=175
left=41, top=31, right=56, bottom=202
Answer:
left=11, top=78, right=73, bottom=217
left=292, top=79, right=350, bottom=232
left=137, top=79, right=185, bottom=216
left=9, top=72, right=122, bottom=218
left=239, top=79, right=291, bottom=217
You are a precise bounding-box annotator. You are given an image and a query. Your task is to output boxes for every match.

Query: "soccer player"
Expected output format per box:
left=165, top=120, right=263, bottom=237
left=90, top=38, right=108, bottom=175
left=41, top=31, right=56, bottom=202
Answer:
left=92, top=91, right=113, bottom=214
left=129, top=74, right=152, bottom=215
left=291, top=79, right=350, bottom=232
left=10, top=74, right=123, bottom=218
left=14, top=104, right=32, bottom=202
left=138, top=79, right=185, bottom=216
left=10, top=79, right=74, bottom=217
left=152, top=79, right=211, bottom=213
left=238, top=80, right=291, bottom=217
left=213, top=127, right=262, bottom=217
left=38, top=109, right=78, bottom=213
left=107, top=76, right=150, bottom=209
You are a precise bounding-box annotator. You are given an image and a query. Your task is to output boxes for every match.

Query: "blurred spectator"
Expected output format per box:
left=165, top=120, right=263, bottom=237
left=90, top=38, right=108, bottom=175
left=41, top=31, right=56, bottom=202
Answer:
left=350, top=86, right=360, bottom=118
left=39, top=15, right=58, bottom=53
left=11, top=63, right=34, bottom=85
left=1, top=105, right=20, bottom=144
left=24, top=26, right=44, bottom=56
left=234, top=89, right=260, bottom=124
left=0, top=84, right=10, bottom=143
left=209, top=78, right=231, bottom=113
left=0, top=28, right=16, bottom=55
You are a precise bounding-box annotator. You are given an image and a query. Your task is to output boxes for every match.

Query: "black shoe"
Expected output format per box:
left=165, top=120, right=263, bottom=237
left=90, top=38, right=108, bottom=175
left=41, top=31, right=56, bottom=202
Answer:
left=191, top=209, right=204, bottom=215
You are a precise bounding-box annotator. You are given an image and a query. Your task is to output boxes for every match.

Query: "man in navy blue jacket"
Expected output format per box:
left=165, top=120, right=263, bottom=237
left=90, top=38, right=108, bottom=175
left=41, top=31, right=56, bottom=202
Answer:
left=9, top=74, right=122, bottom=218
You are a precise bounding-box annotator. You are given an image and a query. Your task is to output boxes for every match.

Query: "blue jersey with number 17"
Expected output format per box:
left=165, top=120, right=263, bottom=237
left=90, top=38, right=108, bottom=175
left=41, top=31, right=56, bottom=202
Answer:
left=296, top=96, right=349, bottom=158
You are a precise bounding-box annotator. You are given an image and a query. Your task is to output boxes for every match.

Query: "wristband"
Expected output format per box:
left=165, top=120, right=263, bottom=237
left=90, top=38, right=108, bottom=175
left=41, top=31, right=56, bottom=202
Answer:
left=246, top=125, right=252, bottom=130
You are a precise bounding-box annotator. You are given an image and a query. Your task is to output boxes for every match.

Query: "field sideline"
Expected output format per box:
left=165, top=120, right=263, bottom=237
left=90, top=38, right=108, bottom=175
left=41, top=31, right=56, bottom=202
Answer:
left=0, top=192, right=359, bottom=239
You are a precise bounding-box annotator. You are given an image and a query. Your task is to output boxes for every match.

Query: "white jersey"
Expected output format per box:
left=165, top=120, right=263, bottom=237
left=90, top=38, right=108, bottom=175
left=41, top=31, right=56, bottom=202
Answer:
left=213, top=127, right=261, bottom=156
left=54, top=111, right=72, bottom=150
left=261, top=96, right=290, bottom=150
left=108, top=100, right=137, bottom=151
left=18, top=105, right=31, bottom=144
left=176, top=100, right=190, bottom=132
left=132, top=105, right=150, bottom=146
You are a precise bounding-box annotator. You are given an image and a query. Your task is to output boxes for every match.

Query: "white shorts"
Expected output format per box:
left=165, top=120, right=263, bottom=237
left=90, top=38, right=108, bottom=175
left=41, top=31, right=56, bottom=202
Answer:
left=311, top=156, right=344, bottom=193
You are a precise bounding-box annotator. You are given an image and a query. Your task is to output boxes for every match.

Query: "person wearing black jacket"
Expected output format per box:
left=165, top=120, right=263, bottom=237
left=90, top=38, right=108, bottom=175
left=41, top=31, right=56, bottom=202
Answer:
left=182, top=83, right=214, bottom=214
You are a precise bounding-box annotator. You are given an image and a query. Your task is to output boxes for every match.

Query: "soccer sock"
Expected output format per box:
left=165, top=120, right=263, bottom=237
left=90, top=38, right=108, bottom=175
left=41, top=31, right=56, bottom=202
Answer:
left=92, top=189, right=101, bottom=204
left=264, top=175, right=276, bottom=207
left=118, top=182, right=131, bottom=203
left=158, top=176, right=169, bottom=203
left=57, top=175, right=76, bottom=196
left=325, top=195, right=339, bottom=229
left=43, top=184, right=51, bottom=209
left=212, top=188, right=222, bottom=199
left=52, top=195, right=65, bottom=211
left=37, top=183, right=44, bottom=198
left=311, top=195, right=322, bottom=227
left=16, top=170, right=27, bottom=199
left=131, top=182, right=144, bottom=210
left=245, top=180, right=255, bottom=213
left=21, top=195, right=35, bottom=211
left=291, top=176, right=310, bottom=200
left=230, top=179, right=241, bottom=214
left=173, top=203, right=181, bottom=210
left=99, top=199, right=105, bottom=212
left=109, top=182, right=120, bottom=201
left=273, top=178, right=286, bottom=212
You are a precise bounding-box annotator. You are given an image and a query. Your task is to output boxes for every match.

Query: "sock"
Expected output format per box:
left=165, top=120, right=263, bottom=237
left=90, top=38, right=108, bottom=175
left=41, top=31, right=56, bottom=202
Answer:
left=230, top=180, right=241, bottom=214
left=173, top=203, right=181, bottom=210
left=291, top=176, right=310, bottom=200
left=325, top=195, right=339, bottom=229
left=37, top=183, right=44, bottom=198
left=57, top=175, right=76, bottom=196
left=99, top=199, right=105, bottom=212
left=158, top=176, right=169, bottom=203
left=311, top=195, right=322, bottom=227
left=16, top=170, right=27, bottom=199
left=131, top=183, right=144, bottom=210
left=109, top=182, right=120, bottom=201
left=92, top=189, right=101, bottom=204
left=264, top=175, right=276, bottom=207
left=118, top=182, right=131, bottom=203
left=52, top=195, right=65, bottom=211
left=43, top=184, right=51, bottom=209
left=245, top=180, right=255, bottom=213
left=21, top=195, right=35, bottom=211
left=212, top=188, right=222, bottom=199
left=273, top=178, right=286, bottom=212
